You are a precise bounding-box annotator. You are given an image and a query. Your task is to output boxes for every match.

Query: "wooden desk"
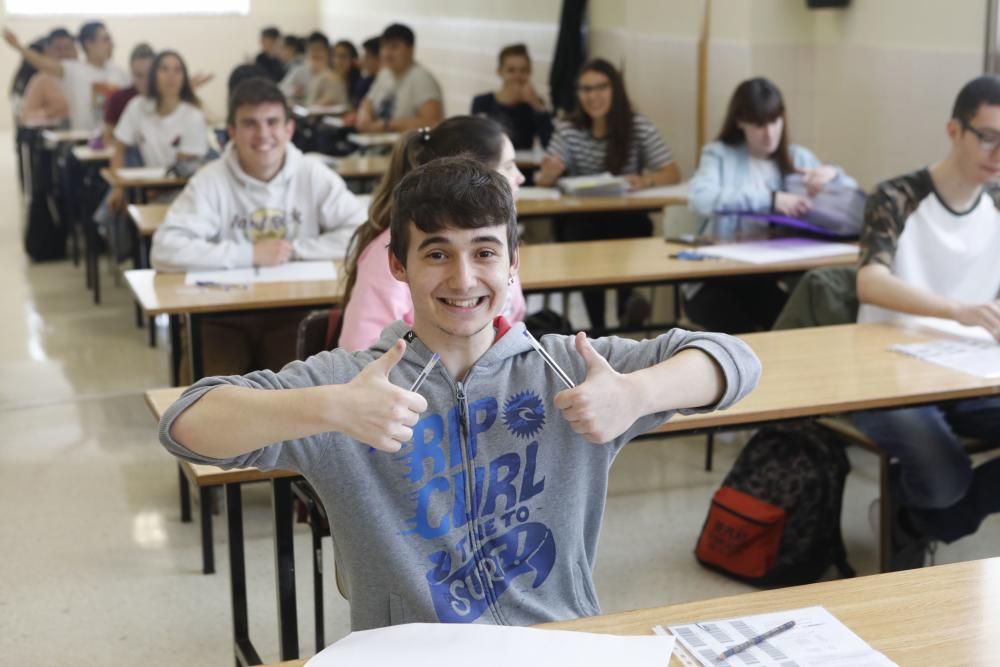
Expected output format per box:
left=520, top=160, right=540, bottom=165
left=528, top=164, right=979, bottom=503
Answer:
left=71, top=145, right=113, bottom=163
left=259, top=558, right=1000, bottom=666
left=128, top=203, right=169, bottom=238
left=99, top=166, right=188, bottom=191
left=516, top=186, right=688, bottom=218
left=42, top=128, right=89, bottom=147
left=146, top=388, right=301, bottom=665
left=125, top=237, right=856, bottom=383
left=660, top=322, right=1000, bottom=434
left=331, top=154, right=389, bottom=180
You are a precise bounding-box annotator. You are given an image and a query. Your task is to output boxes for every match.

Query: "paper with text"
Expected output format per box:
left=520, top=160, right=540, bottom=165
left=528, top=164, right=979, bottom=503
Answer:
left=696, top=238, right=857, bottom=264
left=669, top=606, right=895, bottom=667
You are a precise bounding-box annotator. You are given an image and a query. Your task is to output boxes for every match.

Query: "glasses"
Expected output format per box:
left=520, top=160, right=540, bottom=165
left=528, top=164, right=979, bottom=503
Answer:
left=961, top=119, right=1000, bottom=152
left=576, top=82, right=611, bottom=95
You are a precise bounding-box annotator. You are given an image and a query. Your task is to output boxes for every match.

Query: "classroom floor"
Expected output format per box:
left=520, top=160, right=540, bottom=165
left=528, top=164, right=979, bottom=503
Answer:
left=1, top=135, right=997, bottom=666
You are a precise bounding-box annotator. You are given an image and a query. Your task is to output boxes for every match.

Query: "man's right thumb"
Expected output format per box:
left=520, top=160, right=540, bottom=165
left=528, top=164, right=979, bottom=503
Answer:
left=374, top=338, right=406, bottom=376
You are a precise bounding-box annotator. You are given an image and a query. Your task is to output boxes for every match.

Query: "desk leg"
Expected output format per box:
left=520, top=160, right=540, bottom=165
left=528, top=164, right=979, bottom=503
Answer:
left=200, top=486, right=215, bottom=575
left=169, top=315, right=182, bottom=387
left=227, top=483, right=262, bottom=667
left=189, top=313, right=205, bottom=381
left=178, top=464, right=192, bottom=523
left=272, top=478, right=299, bottom=660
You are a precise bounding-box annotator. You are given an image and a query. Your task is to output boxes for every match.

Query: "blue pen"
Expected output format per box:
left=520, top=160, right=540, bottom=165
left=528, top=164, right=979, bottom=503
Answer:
left=670, top=250, right=712, bottom=261
left=716, top=620, right=796, bottom=662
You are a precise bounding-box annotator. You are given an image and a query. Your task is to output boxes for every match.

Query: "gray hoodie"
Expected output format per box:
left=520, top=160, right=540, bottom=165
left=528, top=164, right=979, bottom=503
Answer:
left=159, top=321, right=760, bottom=631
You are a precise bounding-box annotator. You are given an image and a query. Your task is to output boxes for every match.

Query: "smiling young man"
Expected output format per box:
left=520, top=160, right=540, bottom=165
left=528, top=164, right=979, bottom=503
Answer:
left=355, top=23, right=443, bottom=133
left=158, top=156, right=760, bottom=632
left=854, top=75, right=1000, bottom=569
left=150, top=77, right=366, bottom=375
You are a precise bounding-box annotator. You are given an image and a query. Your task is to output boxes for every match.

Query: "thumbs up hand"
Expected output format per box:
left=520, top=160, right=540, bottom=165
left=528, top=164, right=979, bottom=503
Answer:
left=338, top=339, right=428, bottom=452
left=554, top=333, right=639, bottom=444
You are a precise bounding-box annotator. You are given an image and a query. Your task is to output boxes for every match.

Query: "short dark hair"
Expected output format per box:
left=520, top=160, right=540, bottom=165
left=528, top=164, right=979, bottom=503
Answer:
left=227, top=77, right=290, bottom=126
left=498, top=43, right=530, bottom=69
left=129, top=42, right=154, bottom=64
left=261, top=27, right=280, bottom=40
left=306, top=31, right=330, bottom=49
left=227, top=64, right=266, bottom=94
left=78, top=21, right=105, bottom=46
left=284, top=35, right=305, bottom=55
left=952, top=76, right=1000, bottom=126
left=390, top=156, right=518, bottom=267
left=381, top=23, right=415, bottom=47
left=362, top=36, right=380, bottom=56
left=47, top=28, right=73, bottom=43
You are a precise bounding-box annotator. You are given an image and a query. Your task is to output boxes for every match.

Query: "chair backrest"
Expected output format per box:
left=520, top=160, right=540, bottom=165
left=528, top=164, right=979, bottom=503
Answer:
left=296, top=308, right=336, bottom=360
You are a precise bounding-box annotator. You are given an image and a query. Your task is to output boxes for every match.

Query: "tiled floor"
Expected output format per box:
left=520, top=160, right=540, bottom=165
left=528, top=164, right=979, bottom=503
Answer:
left=0, top=136, right=996, bottom=666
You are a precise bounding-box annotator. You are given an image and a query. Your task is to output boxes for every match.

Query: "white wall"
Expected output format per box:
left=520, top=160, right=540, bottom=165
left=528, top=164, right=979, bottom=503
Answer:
left=589, top=0, right=987, bottom=189
left=0, top=0, right=318, bottom=130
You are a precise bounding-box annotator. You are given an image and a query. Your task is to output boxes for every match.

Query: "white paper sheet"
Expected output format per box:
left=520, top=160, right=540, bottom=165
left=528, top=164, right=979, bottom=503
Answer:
left=626, top=182, right=690, bottom=200
left=116, top=166, right=168, bottom=180
left=892, top=337, right=1000, bottom=378
left=669, top=606, right=896, bottom=667
left=184, top=261, right=337, bottom=286
left=348, top=132, right=401, bottom=147
left=517, top=186, right=561, bottom=200
left=557, top=172, right=629, bottom=196
left=696, top=238, right=857, bottom=264
left=304, top=623, right=675, bottom=667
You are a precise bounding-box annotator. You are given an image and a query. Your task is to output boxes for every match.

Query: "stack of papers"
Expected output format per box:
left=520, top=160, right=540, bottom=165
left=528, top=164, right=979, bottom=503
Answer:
left=184, top=261, right=337, bottom=286
left=304, top=623, right=675, bottom=667
left=696, top=238, right=857, bottom=264
left=668, top=606, right=896, bottom=667
left=557, top=172, right=629, bottom=197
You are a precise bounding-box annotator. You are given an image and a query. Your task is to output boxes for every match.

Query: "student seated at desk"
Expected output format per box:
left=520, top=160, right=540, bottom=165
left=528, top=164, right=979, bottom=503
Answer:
left=853, top=75, right=1000, bottom=570
left=255, top=26, right=286, bottom=83
left=471, top=43, right=552, bottom=150
left=158, top=156, right=760, bottom=631
left=279, top=34, right=305, bottom=76
left=332, top=40, right=362, bottom=108
left=279, top=32, right=343, bottom=107
left=4, top=22, right=130, bottom=131
left=353, top=36, right=380, bottom=108
left=339, top=116, right=527, bottom=351
left=686, top=77, right=857, bottom=333
left=535, top=58, right=680, bottom=332
left=355, top=23, right=443, bottom=133
left=150, top=77, right=366, bottom=375
left=18, top=28, right=76, bottom=126
left=108, top=50, right=210, bottom=212
left=101, top=43, right=154, bottom=145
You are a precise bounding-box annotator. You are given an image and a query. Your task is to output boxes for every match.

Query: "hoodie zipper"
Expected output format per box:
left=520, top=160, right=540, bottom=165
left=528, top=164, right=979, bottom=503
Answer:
left=454, top=377, right=508, bottom=625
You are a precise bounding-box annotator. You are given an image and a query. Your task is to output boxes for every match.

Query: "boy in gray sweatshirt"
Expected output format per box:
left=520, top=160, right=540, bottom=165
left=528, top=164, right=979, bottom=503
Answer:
left=159, top=157, right=761, bottom=631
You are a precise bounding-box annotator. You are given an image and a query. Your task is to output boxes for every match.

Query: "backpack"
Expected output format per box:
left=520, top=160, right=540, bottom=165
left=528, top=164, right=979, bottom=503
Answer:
left=24, top=147, right=67, bottom=262
left=695, top=421, right=856, bottom=587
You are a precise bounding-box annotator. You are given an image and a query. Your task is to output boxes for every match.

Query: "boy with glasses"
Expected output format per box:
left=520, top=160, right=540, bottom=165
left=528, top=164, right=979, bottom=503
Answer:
left=854, top=75, right=1000, bottom=570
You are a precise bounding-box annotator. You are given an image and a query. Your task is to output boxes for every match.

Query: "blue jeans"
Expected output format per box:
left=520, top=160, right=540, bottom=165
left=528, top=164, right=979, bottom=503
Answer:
left=853, top=397, right=1000, bottom=543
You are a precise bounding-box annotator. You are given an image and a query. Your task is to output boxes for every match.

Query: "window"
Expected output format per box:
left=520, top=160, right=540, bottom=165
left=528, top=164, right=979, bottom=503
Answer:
left=4, top=0, right=249, bottom=15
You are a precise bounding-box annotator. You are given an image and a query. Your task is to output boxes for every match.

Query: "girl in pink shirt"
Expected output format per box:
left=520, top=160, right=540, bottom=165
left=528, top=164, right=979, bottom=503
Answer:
left=339, top=116, right=527, bottom=350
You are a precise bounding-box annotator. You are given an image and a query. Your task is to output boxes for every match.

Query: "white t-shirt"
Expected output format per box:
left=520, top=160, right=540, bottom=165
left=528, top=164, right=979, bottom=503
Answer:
left=62, top=59, right=130, bottom=131
left=114, top=97, right=209, bottom=167
left=365, top=61, right=442, bottom=121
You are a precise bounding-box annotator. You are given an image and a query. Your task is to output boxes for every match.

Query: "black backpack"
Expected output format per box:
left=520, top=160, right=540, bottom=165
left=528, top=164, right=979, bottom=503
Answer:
left=24, top=147, right=67, bottom=263
left=696, top=420, right=856, bottom=587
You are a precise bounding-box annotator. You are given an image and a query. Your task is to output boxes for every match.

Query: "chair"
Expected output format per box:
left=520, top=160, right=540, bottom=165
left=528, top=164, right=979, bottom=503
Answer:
left=293, top=308, right=347, bottom=650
